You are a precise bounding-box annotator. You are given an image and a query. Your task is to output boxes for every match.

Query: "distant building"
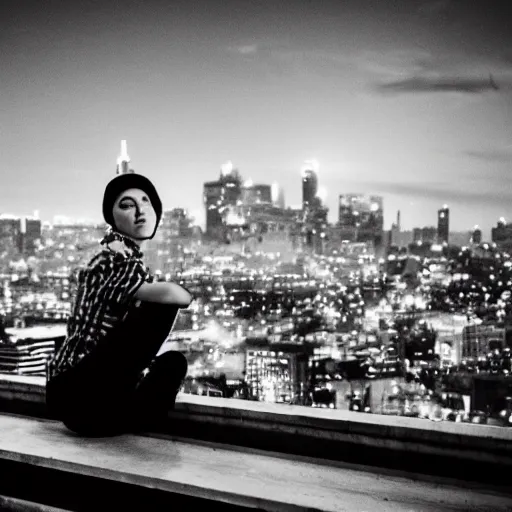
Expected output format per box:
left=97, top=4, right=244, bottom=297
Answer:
left=271, top=183, right=285, bottom=209
left=116, top=140, right=134, bottom=175
left=161, top=208, right=193, bottom=238
left=389, top=210, right=402, bottom=247
left=0, top=215, right=22, bottom=254
left=241, top=182, right=272, bottom=205
left=437, top=205, right=449, bottom=244
left=462, top=323, right=506, bottom=360
left=302, top=165, right=318, bottom=209
left=471, top=225, right=482, bottom=245
left=412, top=226, right=437, bottom=244
left=491, top=217, right=512, bottom=253
left=203, top=180, right=224, bottom=237
left=0, top=215, right=40, bottom=255
left=21, top=217, right=42, bottom=255
left=203, top=162, right=243, bottom=240
left=244, top=340, right=311, bottom=404
left=338, top=194, right=383, bottom=247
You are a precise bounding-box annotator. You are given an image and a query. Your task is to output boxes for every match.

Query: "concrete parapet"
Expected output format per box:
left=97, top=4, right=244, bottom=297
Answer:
left=0, top=374, right=511, bottom=487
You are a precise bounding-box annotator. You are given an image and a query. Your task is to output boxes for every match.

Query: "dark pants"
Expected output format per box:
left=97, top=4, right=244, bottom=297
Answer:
left=46, top=302, right=187, bottom=437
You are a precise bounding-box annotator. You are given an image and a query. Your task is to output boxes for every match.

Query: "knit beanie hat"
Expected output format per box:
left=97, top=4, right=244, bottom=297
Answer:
left=102, top=173, right=162, bottom=240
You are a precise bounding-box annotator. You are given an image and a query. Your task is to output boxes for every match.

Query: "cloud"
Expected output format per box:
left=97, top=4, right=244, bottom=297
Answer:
left=227, top=39, right=355, bottom=66
left=375, top=75, right=499, bottom=94
left=237, top=44, right=258, bottom=55
left=361, top=42, right=512, bottom=97
left=227, top=44, right=259, bottom=56
left=346, top=180, right=511, bottom=206
left=465, top=148, right=512, bottom=163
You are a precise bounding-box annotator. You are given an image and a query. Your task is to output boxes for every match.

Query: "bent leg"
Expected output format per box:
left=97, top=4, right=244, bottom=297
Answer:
left=131, top=351, right=188, bottom=431
left=47, top=301, right=181, bottom=436
left=92, top=302, right=181, bottom=384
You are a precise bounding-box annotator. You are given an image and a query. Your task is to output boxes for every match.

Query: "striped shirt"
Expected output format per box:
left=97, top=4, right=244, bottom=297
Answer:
left=50, top=231, right=153, bottom=379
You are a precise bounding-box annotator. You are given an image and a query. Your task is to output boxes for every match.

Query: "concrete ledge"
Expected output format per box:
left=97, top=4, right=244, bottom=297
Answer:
left=1, top=413, right=512, bottom=512
left=0, top=495, right=68, bottom=512
left=0, top=374, right=511, bottom=487
left=173, top=394, right=512, bottom=461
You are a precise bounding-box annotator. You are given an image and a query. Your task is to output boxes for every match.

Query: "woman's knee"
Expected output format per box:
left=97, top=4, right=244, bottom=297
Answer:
left=153, top=351, right=188, bottom=380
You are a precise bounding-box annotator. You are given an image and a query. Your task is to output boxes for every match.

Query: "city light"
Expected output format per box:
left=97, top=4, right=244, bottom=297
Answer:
left=220, top=160, right=233, bottom=175
left=3, top=136, right=512, bottom=432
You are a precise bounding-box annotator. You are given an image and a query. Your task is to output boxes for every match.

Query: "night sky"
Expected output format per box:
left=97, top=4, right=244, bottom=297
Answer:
left=2, top=0, right=511, bottom=236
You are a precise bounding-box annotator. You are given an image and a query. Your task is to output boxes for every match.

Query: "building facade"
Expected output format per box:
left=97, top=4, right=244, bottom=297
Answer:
left=302, top=168, right=318, bottom=209
left=412, top=226, right=437, bottom=244
left=462, top=323, right=506, bottom=359
left=337, top=194, right=384, bottom=247
left=203, top=164, right=243, bottom=240
left=0, top=216, right=22, bottom=254
left=437, top=205, right=449, bottom=244
left=491, top=218, right=512, bottom=253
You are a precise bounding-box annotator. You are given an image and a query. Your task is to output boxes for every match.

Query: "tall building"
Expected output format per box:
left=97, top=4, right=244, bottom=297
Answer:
left=462, top=324, right=505, bottom=359
left=437, top=205, right=449, bottom=244
left=245, top=341, right=310, bottom=404
left=412, top=226, right=437, bottom=244
left=338, top=194, right=384, bottom=246
left=491, top=217, right=512, bottom=253
left=390, top=210, right=401, bottom=246
left=0, top=215, right=22, bottom=254
left=162, top=208, right=193, bottom=238
left=203, top=162, right=242, bottom=239
left=241, top=182, right=272, bottom=205
left=116, top=140, right=133, bottom=175
left=21, top=217, right=42, bottom=255
left=471, top=225, right=482, bottom=245
left=203, top=180, right=224, bottom=237
left=271, top=182, right=285, bottom=209
left=301, top=162, right=318, bottom=209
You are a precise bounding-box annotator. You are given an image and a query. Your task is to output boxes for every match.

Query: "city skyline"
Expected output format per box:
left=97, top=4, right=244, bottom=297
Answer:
left=2, top=0, right=511, bottom=237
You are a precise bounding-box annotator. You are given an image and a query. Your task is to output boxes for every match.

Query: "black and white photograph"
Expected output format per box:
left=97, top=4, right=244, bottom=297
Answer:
left=1, top=0, right=512, bottom=510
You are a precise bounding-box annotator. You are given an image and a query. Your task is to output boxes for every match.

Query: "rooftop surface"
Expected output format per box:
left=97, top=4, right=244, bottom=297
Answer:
left=0, top=413, right=511, bottom=512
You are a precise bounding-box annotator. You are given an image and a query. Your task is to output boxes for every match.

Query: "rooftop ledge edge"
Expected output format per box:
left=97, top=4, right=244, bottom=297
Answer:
left=0, top=374, right=511, bottom=444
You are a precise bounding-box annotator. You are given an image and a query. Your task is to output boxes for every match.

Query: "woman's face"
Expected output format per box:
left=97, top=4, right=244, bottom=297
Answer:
left=112, top=188, right=157, bottom=240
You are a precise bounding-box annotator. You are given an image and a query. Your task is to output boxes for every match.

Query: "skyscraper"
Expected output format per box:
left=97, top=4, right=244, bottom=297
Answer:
left=203, top=180, right=224, bottom=237
left=241, top=182, right=272, bottom=205
left=0, top=215, right=22, bottom=254
left=390, top=210, right=401, bottom=246
left=203, top=162, right=242, bottom=239
left=491, top=217, right=512, bottom=253
left=471, top=225, right=482, bottom=245
left=22, top=217, right=42, bottom=255
left=338, top=194, right=384, bottom=246
left=116, top=140, right=133, bottom=175
left=271, top=183, right=285, bottom=209
left=437, top=205, right=449, bottom=244
left=301, top=161, right=318, bottom=209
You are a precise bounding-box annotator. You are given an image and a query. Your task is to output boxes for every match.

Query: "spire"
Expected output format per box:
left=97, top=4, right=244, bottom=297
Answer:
left=116, top=139, right=132, bottom=175
left=121, top=140, right=129, bottom=160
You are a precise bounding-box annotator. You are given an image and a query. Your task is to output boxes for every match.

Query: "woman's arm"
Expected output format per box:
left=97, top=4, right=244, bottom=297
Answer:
left=134, top=281, right=192, bottom=306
